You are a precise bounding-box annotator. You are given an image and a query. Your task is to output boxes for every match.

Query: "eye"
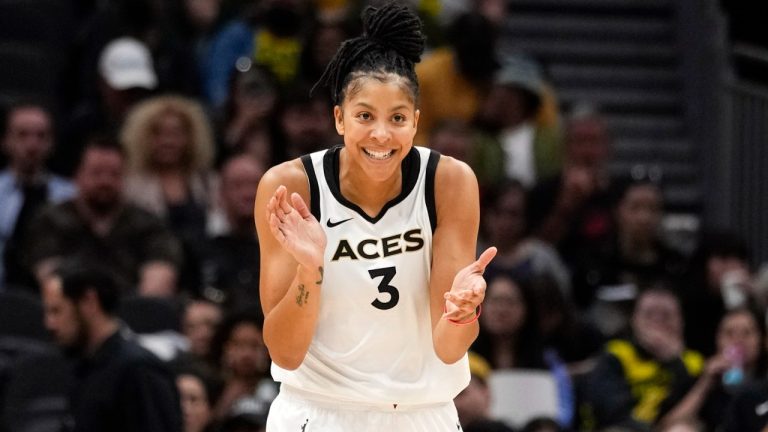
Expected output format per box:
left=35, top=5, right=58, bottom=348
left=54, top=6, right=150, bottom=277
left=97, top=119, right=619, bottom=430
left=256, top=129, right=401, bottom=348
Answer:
left=392, top=114, right=406, bottom=123
left=356, top=112, right=372, bottom=121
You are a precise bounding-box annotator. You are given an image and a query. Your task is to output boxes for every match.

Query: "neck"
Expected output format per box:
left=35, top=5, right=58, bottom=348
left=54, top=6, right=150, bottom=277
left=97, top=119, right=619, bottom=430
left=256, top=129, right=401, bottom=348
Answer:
left=86, top=317, right=120, bottom=355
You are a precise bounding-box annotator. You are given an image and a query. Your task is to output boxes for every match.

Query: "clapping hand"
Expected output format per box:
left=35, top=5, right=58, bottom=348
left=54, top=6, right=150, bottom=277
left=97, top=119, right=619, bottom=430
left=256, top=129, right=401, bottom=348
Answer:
left=266, top=185, right=327, bottom=269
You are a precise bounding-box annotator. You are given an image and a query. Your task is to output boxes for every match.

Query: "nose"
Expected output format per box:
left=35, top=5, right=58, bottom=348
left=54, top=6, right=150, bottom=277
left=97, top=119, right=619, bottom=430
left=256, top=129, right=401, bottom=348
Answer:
left=370, top=121, right=391, bottom=143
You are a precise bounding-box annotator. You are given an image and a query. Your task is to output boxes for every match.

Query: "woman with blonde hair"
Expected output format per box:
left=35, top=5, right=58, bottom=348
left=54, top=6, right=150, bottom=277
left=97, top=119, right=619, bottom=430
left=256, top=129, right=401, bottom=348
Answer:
left=120, top=95, right=217, bottom=291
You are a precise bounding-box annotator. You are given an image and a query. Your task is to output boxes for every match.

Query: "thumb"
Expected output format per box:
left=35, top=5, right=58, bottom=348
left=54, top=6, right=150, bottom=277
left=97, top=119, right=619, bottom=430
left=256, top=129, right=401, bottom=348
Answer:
left=473, top=246, right=497, bottom=274
left=291, top=192, right=312, bottom=219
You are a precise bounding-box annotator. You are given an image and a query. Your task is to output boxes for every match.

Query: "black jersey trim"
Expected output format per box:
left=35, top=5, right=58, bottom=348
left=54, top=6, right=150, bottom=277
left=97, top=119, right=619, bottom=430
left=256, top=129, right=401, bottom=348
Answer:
left=322, top=145, right=421, bottom=224
left=425, top=150, right=440, bottom=233
left=301, top=154, right=321, bottom=221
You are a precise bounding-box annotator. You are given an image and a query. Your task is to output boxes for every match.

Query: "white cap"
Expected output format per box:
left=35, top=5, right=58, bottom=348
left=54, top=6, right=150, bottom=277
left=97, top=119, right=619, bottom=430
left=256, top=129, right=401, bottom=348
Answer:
left=98, top=37, right=158, bottom=90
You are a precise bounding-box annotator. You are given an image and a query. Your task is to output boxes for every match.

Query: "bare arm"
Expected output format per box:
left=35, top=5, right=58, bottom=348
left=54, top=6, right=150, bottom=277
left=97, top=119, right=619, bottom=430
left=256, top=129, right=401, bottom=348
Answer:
left=657, top=355, right=729, bottom=428
left=430, top=156, right=496, bottom=364
left=254, top=161, right=326, bottom=370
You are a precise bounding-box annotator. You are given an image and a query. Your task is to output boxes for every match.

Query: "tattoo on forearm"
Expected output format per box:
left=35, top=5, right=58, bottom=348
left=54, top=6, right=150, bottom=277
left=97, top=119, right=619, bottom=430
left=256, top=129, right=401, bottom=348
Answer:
left=296, top=284, right=310, bottom=306
left=316, top=266, right=324, bottom=285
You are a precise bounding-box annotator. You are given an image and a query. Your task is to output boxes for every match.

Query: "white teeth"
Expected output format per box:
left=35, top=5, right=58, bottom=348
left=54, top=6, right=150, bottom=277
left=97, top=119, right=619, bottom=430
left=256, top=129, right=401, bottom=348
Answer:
left=363, top=148, right=394, bottom=160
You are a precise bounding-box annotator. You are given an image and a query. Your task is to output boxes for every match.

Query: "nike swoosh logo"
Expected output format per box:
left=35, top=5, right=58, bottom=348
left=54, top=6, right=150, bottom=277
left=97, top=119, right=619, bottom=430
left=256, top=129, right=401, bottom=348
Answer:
left=326, top=217, right=353, bottom=227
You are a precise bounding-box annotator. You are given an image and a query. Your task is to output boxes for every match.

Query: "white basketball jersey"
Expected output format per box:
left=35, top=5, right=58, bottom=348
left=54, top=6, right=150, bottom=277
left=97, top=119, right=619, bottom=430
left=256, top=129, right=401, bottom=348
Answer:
left=271, top=145, right=470, bottom=405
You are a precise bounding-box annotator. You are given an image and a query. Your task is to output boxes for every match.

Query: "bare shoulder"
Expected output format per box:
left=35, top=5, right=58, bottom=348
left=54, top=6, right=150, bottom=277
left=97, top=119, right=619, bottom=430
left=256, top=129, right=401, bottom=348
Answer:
left=434, top=155, right=478, bottom=195
left=257, top=159, right=309, bottom=200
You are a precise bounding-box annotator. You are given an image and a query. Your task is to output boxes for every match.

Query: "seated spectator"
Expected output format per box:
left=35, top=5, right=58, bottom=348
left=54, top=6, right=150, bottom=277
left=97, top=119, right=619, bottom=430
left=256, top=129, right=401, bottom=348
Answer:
left=204, top=0, right=313, bottom=108
left=182, top=298, right=224, bottom=362
left=23, top=138, right=182, bottom=297
left=177, top=363, right=222, bottom=432
left=217, top=61, right=281, bottom=167
left=202, top=155, right=264, bottom=311
left=414, top=11, right=499, bottom=146
left=428, top=120, right=475, bottom=164
left=208, top=309, right=275, bottom=421
left=473, top=270, right=575, bottom=426
left=660, top=307, right=767, bottom=431
left=573, top=178, right=688, bottom=335
left=681, top=230, right=755, bottom=357
left=59, top=36, right=157, bottom=176
left=1, top=102, right=76, bottom=290
left=473, top=53, right=562, bottom=189
left=277, top=83, right=337, bottom=160
left=584, top=287, right=704, bottom=431
left=527, top=105, right=615, bottom=273
left=41, top=260, right=182, bottom=431
left=455, top=352, right=491, bottom=426
left=481, top=179, right=571, bottom=298
left=533, top=275, right=604, bottom=373
left=120, top=95, right=217, bottom=292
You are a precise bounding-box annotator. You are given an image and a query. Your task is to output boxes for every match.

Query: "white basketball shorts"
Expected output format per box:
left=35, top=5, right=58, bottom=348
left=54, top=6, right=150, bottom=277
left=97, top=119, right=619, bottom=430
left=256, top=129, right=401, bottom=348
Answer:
left=266, top=385, right=464, bottom=431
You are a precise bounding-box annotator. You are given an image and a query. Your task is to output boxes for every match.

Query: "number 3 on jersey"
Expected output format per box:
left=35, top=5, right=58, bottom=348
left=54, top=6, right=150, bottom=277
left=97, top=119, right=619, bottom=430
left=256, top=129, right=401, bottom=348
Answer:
left=369, top=267, right=399, bottom=310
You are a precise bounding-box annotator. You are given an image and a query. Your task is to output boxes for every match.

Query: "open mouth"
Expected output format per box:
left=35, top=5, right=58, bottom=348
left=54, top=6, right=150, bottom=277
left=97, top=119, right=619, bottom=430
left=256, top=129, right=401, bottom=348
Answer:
left=363, top=148, right=395, bottom=160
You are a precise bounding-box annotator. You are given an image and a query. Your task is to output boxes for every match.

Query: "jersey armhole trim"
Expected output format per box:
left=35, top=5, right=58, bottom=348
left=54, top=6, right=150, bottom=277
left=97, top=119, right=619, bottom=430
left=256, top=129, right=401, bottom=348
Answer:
left=425, top=150, right=440, bottom=233
left=301, top=154, right=321, bottom=221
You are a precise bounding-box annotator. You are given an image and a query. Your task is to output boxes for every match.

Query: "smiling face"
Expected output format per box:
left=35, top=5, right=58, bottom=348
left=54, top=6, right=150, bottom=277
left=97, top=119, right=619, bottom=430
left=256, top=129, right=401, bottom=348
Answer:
left=333, top=74, right=419, bottom=183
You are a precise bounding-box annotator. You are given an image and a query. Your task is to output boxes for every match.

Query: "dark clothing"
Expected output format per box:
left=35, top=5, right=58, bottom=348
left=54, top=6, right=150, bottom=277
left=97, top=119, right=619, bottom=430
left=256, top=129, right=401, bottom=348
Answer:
left=201, top=233, right=261, bottom=311
left=571, top=236, right=688, bottom=309
left=584, top=338, right=703, bottom=431
left=527, top=174, right=615, bottom=273
left=23, top=200, right=182, bottom=294
left=68, top=330, right=182, bottom=432
left=720, top=380, right=768, bottom=432
left=681, top=290, right=726, bottom=358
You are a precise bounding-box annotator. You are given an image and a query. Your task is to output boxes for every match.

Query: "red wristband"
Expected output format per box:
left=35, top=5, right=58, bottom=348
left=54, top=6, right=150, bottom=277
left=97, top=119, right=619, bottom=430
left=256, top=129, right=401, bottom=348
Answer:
left=445, top=304, right=482, bottom=326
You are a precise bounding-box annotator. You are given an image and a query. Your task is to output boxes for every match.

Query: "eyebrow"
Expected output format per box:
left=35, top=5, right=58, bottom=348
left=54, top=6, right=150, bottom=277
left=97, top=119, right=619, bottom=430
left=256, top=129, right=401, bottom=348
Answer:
left=352, top=102, right=411, bottom=112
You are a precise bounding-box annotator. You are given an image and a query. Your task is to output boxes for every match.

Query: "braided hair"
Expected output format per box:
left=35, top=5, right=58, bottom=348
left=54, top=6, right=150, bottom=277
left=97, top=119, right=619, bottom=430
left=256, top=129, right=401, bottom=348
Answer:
left=312, top=2, right=425, bottom=106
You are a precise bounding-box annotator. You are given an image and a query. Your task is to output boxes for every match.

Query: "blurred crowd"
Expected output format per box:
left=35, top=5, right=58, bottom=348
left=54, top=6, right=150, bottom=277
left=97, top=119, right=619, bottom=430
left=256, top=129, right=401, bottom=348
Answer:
left=1, top=0, right=768, bottom=432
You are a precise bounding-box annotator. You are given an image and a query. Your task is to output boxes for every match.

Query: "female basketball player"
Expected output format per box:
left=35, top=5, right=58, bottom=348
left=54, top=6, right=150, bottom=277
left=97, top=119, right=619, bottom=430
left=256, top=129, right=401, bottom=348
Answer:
left=254, top=3, right=497, bottom=430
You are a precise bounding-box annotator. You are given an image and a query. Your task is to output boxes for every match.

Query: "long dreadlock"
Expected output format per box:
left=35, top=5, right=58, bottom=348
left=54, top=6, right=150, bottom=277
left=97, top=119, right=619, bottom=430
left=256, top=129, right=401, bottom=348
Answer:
left=311, top=2, right=425, bottom=105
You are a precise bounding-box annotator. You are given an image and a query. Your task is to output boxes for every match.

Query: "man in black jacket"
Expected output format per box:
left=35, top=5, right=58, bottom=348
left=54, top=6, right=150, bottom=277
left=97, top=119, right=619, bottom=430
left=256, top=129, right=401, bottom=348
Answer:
left=41, top=261, right=182, bottom=432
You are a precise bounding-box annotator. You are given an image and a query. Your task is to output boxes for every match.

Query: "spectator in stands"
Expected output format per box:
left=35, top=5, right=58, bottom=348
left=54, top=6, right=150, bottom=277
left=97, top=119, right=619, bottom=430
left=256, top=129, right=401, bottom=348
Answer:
left=0, top=102, right=76, bottom=290
left=414, top=11, right=498, bottom=146
left=182, top=298, right=224, bottom=361
left=217, top=61, right=282, bottom=167
left=177, top=364, right=222, bottom=432
left=681, top=230, right=755, bottom=357
left=480, top=179, right=571, bottom=298
left=473, top=53, right=562, bottom=189
left=277, top=84, right=337, bottom=160
left=585, top=286, right=704, bottom=431
left=204, top=0, right=314, bottom=108
left=527, top=105, right=615, bottom=271
left=41, top=261, right=182, bottom=432
left=428, top=120, right=475, bottom=164
left=176, top=0, right=227, bottom=86
left=202, top=155, right=264, bottom=311
left=533, top=275, right=604, bottom=373
left=297, top=18, right=350, bottom=85
left=23, top=138, right=182, bottom=297
left=455, top=351, right=515, bottom=431
left=658, top=307, right=767, bottom=431
left=208, top=309, right=275, bottom=421
left=472, top=269, right=575, bottom=425
left=59, top=37, right=158, bottom=176
left=572, top=178, right=688, bottom=334
left=120, top=95, right=217, bottom=293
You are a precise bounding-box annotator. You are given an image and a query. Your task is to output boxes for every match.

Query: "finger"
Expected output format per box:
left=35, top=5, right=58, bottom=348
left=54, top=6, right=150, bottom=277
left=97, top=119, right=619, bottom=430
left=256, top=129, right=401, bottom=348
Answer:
left=472, top=247, right=498, bottom=274
left=268, top=213, right=286, bottom=243
left=291, top=192, right=312, bottom=220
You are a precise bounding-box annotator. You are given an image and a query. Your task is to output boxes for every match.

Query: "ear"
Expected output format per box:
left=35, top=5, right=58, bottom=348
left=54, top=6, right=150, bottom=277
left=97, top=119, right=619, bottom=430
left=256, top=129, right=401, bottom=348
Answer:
left=334, top=105, right=344, bottom=135
left=413, top=109, right=420, bottom=130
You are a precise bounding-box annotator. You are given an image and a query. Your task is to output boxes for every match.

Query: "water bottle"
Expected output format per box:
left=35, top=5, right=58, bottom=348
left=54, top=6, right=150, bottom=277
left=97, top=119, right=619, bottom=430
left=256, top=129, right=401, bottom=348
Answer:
left=722, top=345, right=744, bottom=387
